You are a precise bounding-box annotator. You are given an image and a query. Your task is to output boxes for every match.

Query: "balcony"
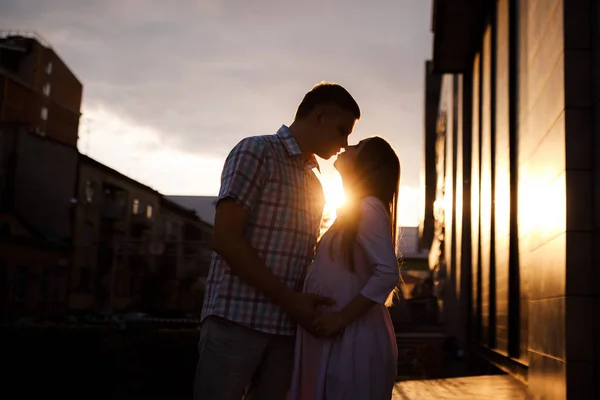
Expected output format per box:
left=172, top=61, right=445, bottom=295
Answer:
left=131, top=213, right=153, bottom=228
left=101, top=200, right=126, bottom=220
left=100, top=183, right=128, bottom=221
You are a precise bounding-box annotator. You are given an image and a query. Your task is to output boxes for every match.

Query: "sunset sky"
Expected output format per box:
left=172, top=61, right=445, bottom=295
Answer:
left=1, top=0, right=433, bottom=227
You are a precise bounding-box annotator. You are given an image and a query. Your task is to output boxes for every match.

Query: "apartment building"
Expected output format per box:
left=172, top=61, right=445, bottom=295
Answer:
left=70, top=155, right=160, bottom=312
left=422, top=0, right=599, bottom=397
left=0, top=124, right=77, bottom=319
left=0, top=32, right=82, bottom=147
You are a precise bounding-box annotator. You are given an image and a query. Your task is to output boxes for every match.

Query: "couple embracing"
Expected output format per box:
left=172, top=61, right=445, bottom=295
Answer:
left=194, top=83, right=401, bottom=400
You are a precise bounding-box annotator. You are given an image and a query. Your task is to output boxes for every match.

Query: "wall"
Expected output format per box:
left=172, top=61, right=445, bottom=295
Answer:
left=70, top=157, right=160, bottom=312
left=0, top=37, right=82, bottom=147
left=158, top=203, right=213, bottom=312
left=0, top=212, right=70, bottom=319
left=420, top=61, right=442, bottom=250
left=11, top=129, right=78, bottom=241
left=38, top=44, right=82, bottom=147
left=426, top=0, right=599, bottom=397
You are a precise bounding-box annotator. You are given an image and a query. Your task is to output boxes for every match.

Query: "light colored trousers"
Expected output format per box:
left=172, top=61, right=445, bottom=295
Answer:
left=194, top=316, right=294, bottom=400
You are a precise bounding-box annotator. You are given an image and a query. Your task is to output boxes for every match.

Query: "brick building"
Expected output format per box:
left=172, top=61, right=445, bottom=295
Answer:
left=422, top=0, right=599, bottom=398
left=70, top=156, right=212, bottom=315
left=0, top=211, right=70, bottom=321
left=70, top=155, right=162, bottom=312
left=158, top=197, right=212, bottom=315
left=0, top=32, right=82, bottom=147
left=0, top=125, right=77, bottom=320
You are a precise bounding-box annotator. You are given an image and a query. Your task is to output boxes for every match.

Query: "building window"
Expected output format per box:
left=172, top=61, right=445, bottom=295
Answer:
left=77, top=267, right=92, bottom=293
left=132, top=198, right=140, bottom=215
left=0, top=222, right=10, bottom=237
left=85, top=180, right=95, bottom=203
left=46, top=62, right=53, bottom=75
left=40, top=107, right=48, bottom=121
left=14, top=266, right=28, bottom=302
left=43, top=82, right=51, bottom=96
left=116, top=272, right=130, bottom=296
left=83, top=222, right=93, bottom=247
left=146, top=204, right=153, bottom=219
left=54, top=267, right=67, bottom=302
left=40, top=269, right=50, bottom=302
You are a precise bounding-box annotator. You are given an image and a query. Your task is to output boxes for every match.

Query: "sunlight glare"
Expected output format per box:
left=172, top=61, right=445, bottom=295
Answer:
left=322, top=175, right=347, bottom=210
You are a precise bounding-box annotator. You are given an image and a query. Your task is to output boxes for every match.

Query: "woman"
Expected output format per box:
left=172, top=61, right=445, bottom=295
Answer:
left=290, top=137, right=401, bottom=400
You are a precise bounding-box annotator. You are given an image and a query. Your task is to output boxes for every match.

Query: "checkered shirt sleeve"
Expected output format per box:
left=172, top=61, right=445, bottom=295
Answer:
left=218, top=137, right=267, bottom=210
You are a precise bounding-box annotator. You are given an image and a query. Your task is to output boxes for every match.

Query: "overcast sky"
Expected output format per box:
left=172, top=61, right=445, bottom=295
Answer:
left=1, top=0, right=433, bottom=226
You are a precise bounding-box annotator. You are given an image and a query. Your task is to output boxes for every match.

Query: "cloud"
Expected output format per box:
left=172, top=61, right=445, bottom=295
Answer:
left=78, top=106, right=224, bottom=195
left=0, top=0, right=432, bottom=215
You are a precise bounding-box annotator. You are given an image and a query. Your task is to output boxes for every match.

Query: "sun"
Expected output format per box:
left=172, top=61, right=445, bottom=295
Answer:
left=320, top=174, right=346, bottom=214
left=317, top=174, right=345, bottom=233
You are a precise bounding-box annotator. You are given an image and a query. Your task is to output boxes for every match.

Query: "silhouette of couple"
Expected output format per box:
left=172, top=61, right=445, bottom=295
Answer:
left=194, top=83, right=401, bottom=400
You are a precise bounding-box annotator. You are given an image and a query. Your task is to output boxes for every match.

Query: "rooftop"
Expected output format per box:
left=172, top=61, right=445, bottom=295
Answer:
left=0, top=30, right=53, bottom=49
left=165, top=195, right=218, bottom=225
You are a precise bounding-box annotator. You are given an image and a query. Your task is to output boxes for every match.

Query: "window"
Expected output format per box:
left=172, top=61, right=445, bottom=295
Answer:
left=46, top=62, right=53, bottom=75
left=40, top=107, right=48, bottom=121
left=78, top=267, right=92, bottom=293
left=54, top=267, right=67, bottom=302
left=146, top=204, right=153, bottom=219
left=132, top=198, right=140, bottom=215
left=40, top=269, right=50, bottom=302
left=116, top=272, right=130, bottom=296
left=0, top=222, right=10, bottom=237
left=0, top=262, right=6, bottom=301
left=83, top=223, right=93, bottom=247
left=43, top=82, right=51, bottom=96
left=14, top=266, right=28, bottom=302
left=85, top=180, right=95, bottom=203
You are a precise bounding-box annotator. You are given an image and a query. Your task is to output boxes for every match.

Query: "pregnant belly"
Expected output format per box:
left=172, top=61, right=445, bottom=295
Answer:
left=302, top=259, right=362, bottom=308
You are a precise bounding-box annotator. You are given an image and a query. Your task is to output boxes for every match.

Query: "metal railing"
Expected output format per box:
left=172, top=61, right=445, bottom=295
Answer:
left=0, top=30, right=53, bottom=48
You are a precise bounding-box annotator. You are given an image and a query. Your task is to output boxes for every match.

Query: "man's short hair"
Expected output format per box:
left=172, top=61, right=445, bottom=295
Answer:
left=294, top=82, right=361, bottom=121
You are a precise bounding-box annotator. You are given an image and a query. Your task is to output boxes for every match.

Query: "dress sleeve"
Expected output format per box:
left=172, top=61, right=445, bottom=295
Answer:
left=217, top=137, right=268, bottom=212
left=357, top=197, right=400, bottom=304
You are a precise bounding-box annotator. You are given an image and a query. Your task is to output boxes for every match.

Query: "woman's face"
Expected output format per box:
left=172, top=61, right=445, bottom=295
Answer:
left=333, top=139, right=369, bottom=175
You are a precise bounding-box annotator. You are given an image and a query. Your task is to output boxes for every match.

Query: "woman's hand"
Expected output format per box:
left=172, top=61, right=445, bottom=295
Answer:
left=312, top=312, right=345, bottom=337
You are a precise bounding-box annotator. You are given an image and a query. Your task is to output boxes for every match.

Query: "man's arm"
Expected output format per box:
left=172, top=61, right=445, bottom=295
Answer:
left=213, top=136, right=332, bottom=331
left=213, top=200, right=296, bottom=306
left=213, top=200, right=333, bottom=329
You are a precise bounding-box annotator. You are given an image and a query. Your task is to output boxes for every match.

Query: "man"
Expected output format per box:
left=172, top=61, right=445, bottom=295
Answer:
left=194, top=82, right=360, bottom=400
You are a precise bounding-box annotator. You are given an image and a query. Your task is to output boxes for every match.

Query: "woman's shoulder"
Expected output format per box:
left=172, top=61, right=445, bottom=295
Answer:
left=357, top=197, right=390, bottom=229
left=360, top=196, right=389, bottom=216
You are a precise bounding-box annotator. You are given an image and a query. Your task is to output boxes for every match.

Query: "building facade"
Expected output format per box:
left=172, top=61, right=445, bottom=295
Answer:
left=70, top=156, right=213, bottom=315
left=423, top=0, right=599, bottom=398
left=158, top=197, right=213, bottom=314
left=0, top=32, right=82, bottom=147
left=0, top=125, right=77, bottom=320
left=0, top=211, right=70, bottom=320
left=70, top=155, right=161, bottom=312
left=0, top=124, right=79, bottom=241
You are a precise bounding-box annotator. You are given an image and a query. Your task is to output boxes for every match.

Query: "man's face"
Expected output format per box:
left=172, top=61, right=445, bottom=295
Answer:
left=333, top=139, right=368, bottom=173
left=312, top=107, right=357, bottom=159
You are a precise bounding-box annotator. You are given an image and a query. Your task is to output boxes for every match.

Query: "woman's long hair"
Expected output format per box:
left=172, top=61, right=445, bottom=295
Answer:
left=328, top=137, right=401, bottom=305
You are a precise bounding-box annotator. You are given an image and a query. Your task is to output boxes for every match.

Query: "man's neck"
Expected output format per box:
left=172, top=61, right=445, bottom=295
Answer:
left=288, top=121, right=314, bottom=160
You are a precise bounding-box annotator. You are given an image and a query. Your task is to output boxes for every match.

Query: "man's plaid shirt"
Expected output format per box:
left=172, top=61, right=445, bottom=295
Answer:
left=201, top=126, right=325, bottom=336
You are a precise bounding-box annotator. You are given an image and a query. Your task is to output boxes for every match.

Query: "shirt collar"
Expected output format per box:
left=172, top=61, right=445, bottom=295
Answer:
left=276, top=125, right=320, bottom=172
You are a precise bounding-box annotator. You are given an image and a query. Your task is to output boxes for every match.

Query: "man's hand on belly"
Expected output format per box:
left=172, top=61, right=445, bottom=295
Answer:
left=282, top=292, right=335, bottom=335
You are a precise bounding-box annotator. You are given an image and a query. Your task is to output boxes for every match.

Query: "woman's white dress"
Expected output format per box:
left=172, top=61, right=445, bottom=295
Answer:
left=290, top=196, right=399, bottom=400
